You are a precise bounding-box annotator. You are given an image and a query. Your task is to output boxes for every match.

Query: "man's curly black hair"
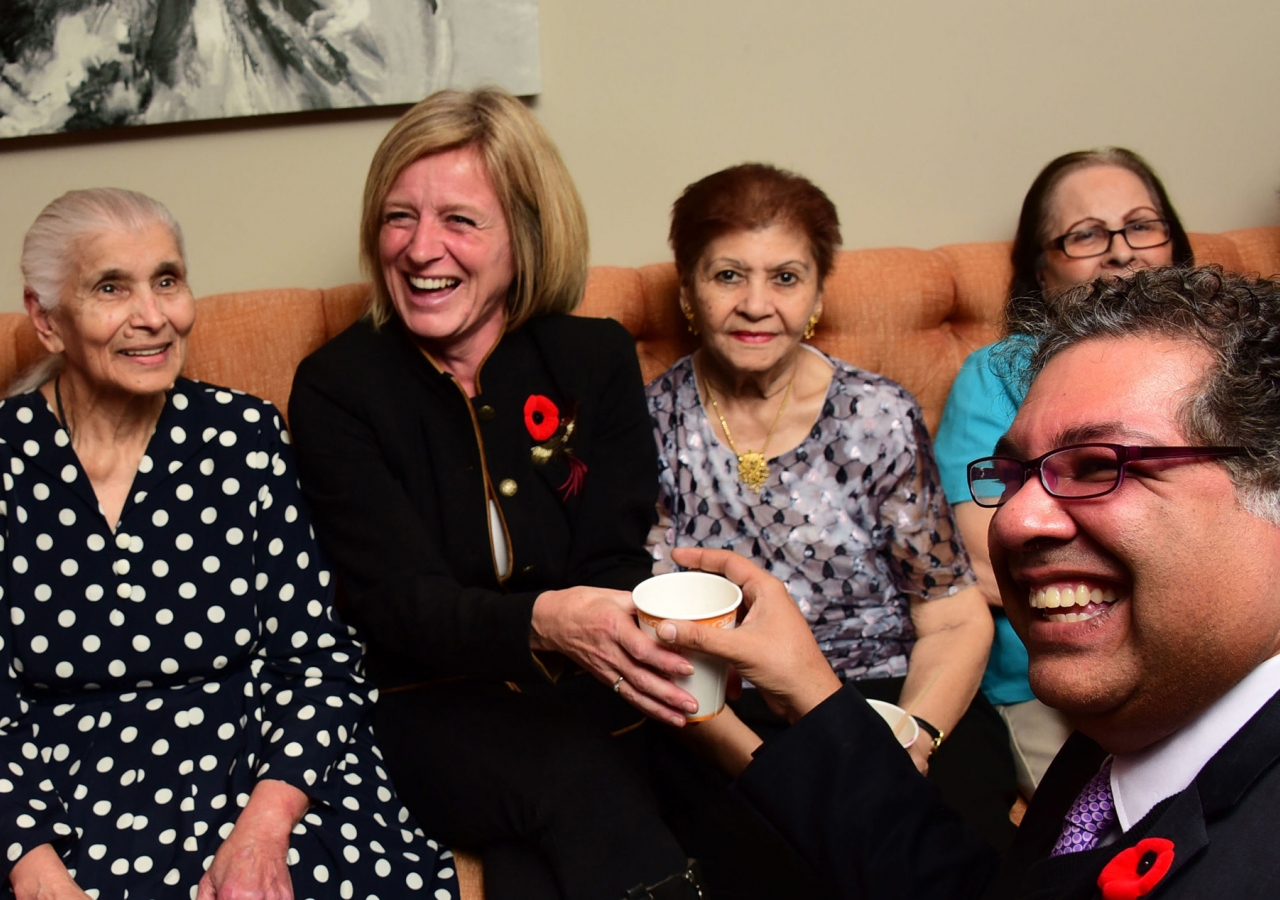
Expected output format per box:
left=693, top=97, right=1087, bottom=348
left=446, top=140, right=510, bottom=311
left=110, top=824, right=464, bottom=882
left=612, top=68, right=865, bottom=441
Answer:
left=1012, top=265, right=1280, bottom=524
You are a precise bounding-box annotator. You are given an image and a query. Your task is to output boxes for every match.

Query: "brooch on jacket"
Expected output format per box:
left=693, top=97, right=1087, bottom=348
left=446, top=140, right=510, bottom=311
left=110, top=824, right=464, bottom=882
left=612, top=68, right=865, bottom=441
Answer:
left=1096, top=837, right=1174, bottom=900
left=524, top=394, right=587, bottom=500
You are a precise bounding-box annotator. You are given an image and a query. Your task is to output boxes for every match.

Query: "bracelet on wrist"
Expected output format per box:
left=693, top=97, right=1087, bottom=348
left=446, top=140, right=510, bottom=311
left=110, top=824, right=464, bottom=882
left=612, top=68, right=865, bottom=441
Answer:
left=912, top=715, right=945, bottom=754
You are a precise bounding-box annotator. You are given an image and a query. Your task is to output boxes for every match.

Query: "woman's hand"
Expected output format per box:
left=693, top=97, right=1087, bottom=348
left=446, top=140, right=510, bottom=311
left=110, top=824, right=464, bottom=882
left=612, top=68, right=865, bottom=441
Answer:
left=9, top=845, right=90, bottom=900
left=907, top=738, right=933, bottom=775
left=196, top=780, right=310, bottom=900
left=531, top=585, right=700, bottom=726
left=657, top=547, right=841, bottom=725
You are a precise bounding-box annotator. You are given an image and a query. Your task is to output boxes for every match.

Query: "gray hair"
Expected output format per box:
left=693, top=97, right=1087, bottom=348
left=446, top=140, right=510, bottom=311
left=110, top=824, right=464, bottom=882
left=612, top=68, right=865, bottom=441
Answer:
left=23, top=188, right=185, bottom=309
left=11, top=189, right=185, bottom=396
left=1015, top=266, right=1280, bottom=524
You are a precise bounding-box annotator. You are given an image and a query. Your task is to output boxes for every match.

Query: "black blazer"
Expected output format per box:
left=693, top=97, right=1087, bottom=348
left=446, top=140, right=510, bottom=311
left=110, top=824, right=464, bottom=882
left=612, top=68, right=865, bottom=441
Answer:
left=735, top=682, right=1280, bottom=898
left=288, top=314, right=658, bottom=689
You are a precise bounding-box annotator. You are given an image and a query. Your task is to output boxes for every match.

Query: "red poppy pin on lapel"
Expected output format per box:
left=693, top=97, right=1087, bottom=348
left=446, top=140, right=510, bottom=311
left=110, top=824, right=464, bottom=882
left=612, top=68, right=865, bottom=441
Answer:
left=524, top=394, right=587, bottom=499
left=524, top=394, right=560, bottom=442
left=1097, top=837, right=1174, bottom=900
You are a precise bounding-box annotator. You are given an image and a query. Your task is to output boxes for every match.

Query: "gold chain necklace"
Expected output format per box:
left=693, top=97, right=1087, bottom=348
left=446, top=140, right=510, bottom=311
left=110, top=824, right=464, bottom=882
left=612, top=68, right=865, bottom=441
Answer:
left=704, top=374, right=794, bottom=493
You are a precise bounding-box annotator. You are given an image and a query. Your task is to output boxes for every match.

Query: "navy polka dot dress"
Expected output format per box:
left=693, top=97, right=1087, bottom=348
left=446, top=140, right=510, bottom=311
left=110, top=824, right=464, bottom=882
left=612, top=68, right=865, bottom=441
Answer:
left=0, top=380, right=458, bottom=899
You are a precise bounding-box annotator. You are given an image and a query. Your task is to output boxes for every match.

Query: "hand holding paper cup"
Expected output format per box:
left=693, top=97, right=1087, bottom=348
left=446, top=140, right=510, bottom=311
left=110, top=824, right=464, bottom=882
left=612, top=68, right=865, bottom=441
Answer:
left=633, top=572, right=742, bottom=721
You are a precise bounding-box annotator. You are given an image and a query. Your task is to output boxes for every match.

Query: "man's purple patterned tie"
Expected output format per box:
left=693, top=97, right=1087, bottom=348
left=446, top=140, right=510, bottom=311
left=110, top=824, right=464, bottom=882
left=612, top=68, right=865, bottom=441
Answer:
left=1049, top=757, right=1116, bottom=856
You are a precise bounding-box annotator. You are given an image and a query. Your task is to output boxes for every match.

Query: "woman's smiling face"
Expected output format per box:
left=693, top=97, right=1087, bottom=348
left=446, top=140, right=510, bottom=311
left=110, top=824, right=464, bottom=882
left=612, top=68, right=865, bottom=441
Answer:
left=1038, top=165, right=1174, bottom=296
left=378, top=146, right=515, bottom=358
left=37, top=221, right=194, bottom=400
left=685, top=224, right=822, bottom=380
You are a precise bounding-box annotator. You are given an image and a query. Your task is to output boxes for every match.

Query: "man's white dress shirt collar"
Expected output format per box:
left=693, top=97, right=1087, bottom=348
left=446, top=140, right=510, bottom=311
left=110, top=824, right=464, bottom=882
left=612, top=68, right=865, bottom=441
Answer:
left=1110, top=652, right=1280, bottom=831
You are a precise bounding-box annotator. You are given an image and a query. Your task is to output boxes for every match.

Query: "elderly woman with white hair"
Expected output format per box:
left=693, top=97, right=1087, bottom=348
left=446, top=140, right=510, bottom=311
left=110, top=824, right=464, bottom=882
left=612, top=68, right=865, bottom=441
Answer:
left=0, top=189, right=456, bottom=899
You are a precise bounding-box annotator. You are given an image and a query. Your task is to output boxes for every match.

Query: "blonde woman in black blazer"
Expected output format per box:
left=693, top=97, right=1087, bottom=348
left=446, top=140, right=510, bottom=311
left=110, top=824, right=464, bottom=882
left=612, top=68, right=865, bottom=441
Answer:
left=290, top=89, right=716, bottom=900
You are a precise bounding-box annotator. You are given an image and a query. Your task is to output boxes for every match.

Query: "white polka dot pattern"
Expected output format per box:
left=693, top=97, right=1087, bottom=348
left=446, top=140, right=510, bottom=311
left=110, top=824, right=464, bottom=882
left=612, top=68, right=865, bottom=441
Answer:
left=0, top=382, right=455, bottom=897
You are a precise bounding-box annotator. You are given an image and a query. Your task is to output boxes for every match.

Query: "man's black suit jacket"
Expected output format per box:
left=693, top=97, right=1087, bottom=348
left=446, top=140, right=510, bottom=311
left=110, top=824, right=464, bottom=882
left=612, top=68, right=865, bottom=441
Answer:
left=736, top=682, right=1280, bottom=898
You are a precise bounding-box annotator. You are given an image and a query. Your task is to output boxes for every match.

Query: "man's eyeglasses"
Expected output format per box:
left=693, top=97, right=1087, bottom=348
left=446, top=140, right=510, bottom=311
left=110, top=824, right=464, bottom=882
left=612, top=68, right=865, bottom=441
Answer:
left=967, top=443, right=1245, bottom=509
left=1047, top=219, right=1172, bottom=260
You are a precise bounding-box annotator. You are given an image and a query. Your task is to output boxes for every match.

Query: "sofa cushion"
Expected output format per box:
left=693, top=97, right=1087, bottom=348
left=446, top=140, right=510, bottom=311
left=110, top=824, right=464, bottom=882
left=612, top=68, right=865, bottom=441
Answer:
left=1, top=228, right=1276, bottom=440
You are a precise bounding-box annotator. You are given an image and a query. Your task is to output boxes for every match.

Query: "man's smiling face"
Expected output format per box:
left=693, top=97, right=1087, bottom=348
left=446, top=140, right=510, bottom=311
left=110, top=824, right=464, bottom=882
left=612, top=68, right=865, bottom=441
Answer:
left=990, top=335, right=1280, bottom=753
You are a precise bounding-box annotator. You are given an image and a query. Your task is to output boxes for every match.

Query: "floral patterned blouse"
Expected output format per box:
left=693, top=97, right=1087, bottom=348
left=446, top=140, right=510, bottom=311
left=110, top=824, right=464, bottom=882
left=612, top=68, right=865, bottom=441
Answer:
left=647, top=351, right=975, bottom=682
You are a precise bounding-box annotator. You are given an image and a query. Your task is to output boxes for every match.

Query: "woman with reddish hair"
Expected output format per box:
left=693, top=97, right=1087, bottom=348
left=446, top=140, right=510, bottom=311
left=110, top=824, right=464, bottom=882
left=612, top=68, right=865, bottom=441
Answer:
left=648, top=163, right=1016, bottom=849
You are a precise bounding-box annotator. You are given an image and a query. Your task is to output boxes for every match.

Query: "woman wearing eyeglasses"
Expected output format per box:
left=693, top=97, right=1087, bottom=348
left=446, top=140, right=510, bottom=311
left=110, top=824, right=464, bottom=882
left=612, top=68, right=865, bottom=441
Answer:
left=933, top=147, right=1193, bottom=799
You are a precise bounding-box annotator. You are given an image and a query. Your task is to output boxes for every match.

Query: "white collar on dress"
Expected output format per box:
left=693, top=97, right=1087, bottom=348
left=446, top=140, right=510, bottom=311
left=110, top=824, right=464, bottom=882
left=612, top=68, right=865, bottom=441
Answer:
left=1110, top=652, right=1280, bottom=830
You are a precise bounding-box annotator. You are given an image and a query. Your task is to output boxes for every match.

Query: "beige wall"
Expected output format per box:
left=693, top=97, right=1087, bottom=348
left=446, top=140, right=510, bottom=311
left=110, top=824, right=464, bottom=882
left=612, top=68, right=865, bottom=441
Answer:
left=1, top=0, right=1278, bottom=314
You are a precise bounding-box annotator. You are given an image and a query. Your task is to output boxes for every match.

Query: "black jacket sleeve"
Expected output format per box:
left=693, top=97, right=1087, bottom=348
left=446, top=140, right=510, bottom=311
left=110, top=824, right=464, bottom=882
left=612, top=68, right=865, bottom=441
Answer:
left=735, top=684, right=1000, bottom=899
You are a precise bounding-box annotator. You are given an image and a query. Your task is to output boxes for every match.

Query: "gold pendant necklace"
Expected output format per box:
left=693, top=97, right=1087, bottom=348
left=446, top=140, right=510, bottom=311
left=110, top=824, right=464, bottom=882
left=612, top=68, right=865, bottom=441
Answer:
left=704, top=373, right=794, bottom=493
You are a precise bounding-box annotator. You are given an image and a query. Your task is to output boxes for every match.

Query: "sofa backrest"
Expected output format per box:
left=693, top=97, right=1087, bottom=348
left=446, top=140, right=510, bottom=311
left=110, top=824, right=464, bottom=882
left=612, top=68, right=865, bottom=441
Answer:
left=2, top=227, right=1277, bottom=436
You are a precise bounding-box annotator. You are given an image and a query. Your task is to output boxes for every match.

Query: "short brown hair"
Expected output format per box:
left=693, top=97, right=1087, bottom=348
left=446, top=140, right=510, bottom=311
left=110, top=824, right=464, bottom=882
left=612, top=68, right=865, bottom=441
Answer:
left=669, top=164, right=842, bottom=288
left=360, top=88, right=589, bottom=330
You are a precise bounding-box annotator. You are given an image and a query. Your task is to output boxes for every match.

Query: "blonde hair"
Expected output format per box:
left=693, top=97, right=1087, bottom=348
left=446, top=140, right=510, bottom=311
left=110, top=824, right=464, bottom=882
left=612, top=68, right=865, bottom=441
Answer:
left=360, top=88, right=589, bottom=331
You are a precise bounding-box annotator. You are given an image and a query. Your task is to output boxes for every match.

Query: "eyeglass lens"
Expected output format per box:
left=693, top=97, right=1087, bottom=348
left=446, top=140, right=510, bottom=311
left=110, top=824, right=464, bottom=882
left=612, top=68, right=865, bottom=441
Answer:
left=969, top=445, right=1123, bottom=507
left=969, top=458, right=1021, bottom=506
left=969, top=444, right=1244, bottom=508
left=1060, top=219, right=1170, bottom=259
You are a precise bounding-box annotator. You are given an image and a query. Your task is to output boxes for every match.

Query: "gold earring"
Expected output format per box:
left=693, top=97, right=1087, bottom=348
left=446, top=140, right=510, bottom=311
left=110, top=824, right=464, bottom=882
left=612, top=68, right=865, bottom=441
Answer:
left=682, top=305, right=699, bottom=336
left=803, top=313, right=820, bottom=341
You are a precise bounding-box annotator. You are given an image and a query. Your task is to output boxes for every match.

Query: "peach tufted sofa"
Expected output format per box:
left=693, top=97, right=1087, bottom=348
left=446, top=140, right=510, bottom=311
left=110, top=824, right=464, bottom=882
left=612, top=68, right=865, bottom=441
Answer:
left=1, top=226, right=1277, bottom=897
left=5, top=229, right=1278, bottom=439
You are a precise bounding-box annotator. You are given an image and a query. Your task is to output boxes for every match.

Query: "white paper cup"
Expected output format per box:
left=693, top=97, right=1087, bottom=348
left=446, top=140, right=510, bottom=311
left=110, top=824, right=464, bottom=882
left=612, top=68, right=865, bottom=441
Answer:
left=633, top=571, right=743, bottom=721
left=867, top=699, right=919, bottom=748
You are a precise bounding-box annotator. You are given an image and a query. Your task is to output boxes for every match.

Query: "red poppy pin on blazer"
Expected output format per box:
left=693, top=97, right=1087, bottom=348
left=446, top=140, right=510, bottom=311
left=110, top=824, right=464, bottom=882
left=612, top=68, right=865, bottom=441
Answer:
left=524, top=394, right=587, bottom=499
left=1097, top=837, right=1174, bottom=900
left=524, top=394, right=560, bottom=442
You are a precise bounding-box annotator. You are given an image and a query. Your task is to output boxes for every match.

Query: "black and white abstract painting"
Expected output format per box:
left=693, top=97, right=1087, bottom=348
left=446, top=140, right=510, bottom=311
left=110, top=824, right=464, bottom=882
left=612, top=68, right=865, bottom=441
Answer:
left=0, top=0, right=541, bottom=138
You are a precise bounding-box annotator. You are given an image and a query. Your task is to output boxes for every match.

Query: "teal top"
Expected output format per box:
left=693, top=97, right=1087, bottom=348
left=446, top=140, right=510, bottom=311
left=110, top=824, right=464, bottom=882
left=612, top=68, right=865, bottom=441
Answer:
left=934, top=338, right=1036, bottom=706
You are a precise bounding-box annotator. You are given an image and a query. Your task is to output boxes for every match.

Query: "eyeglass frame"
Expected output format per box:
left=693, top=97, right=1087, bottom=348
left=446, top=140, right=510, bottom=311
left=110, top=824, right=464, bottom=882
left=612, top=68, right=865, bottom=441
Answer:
left=967, top=442, right=1246, bottom=509
left=1046, top=218, right=1172, bottom=260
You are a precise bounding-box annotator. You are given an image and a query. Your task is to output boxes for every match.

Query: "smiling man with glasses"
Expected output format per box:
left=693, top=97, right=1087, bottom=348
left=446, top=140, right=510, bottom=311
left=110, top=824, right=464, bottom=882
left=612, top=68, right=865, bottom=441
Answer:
left=968, top=442, right=1244, bottom=508
left=656, top=266, right=1280, bottom=898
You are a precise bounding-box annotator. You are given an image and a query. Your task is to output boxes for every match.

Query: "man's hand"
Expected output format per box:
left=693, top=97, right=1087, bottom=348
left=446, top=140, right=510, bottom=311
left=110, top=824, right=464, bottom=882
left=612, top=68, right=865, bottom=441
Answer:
left=679, top=705, right=763, bottom=777
left=657, top=547, right=841, bottom=725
